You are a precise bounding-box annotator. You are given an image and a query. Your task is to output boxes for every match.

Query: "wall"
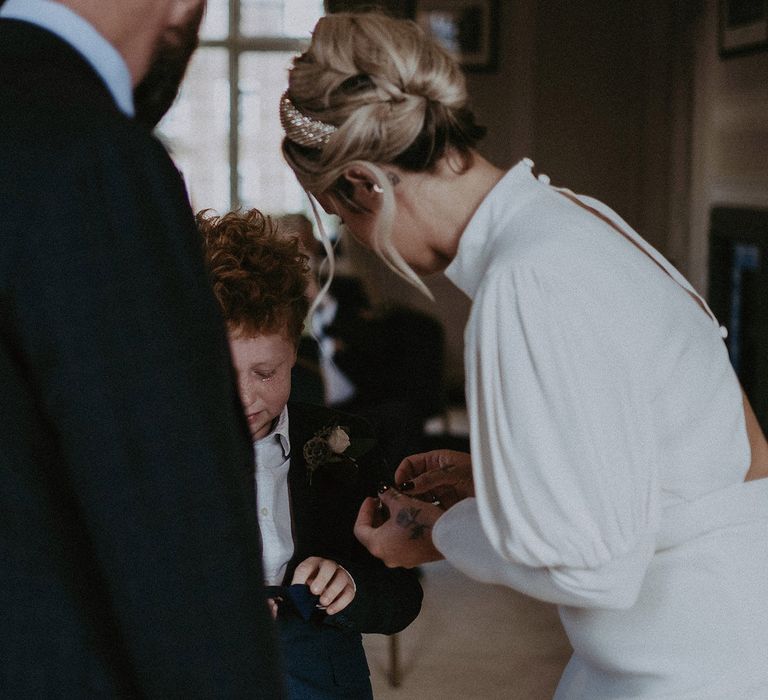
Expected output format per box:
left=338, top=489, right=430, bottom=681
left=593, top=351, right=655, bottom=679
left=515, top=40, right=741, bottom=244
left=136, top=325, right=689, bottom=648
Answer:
left=688, top=0, right=768, bottom=294
left=349, top=0, right=768, bottom=391
left=530, top=0, right=703, bottom=259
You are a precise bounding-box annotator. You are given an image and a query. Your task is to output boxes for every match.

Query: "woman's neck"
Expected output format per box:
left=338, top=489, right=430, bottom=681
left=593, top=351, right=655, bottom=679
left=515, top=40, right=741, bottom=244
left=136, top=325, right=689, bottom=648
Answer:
left=396, top=153, right=505, bottom=274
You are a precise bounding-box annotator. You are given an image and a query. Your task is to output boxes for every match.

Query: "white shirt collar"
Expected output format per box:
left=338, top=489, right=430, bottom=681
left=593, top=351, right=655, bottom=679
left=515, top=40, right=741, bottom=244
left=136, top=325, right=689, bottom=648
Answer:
left=253, top=406, right=291, bottom=468
left=1, top=0, right=135, bottom=117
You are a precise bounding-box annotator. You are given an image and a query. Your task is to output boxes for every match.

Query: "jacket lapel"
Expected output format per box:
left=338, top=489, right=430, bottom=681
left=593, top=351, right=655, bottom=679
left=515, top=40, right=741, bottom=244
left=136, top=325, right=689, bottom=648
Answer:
left=286, top=406, right=320, bottom=570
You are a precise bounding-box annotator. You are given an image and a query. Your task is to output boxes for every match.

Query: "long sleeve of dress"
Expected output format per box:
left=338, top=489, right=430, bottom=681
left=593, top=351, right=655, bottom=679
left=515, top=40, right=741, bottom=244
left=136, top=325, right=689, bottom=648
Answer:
left=435, top=261, right=660, bottom=610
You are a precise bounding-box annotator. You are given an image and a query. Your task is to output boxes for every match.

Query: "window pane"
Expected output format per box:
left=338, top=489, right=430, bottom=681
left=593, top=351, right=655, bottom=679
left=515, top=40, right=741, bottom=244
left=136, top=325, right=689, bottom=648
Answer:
left=240, top=0, right=324, bottom=38
left=156, top=48, right=231, bottom=213
left=239, top=51, right=308, bottom=216
left=200, top=0, right=229, bottom=40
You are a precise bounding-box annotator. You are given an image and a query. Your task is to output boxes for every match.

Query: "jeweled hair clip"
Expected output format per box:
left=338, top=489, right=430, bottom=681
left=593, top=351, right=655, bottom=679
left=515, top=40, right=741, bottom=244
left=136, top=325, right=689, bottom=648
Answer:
left=279, top=92, right=337, bottom=149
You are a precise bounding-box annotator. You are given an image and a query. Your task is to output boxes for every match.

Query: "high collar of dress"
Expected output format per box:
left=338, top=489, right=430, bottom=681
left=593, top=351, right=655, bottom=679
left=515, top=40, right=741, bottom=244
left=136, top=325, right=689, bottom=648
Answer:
left=444, top=158, right=543, bottom=300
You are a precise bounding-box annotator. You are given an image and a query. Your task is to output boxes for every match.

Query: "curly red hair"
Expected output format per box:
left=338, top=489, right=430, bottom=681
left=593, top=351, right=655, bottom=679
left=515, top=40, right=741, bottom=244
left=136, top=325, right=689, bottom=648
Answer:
left=196, top=208, right=310, bottom=345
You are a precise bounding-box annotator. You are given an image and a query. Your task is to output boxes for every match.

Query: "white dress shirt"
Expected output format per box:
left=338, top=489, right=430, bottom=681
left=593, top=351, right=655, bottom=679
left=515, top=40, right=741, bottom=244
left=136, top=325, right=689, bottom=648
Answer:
left=254, top=407, right=294, bottom=586
left=1, top=0, right=134, bottom=116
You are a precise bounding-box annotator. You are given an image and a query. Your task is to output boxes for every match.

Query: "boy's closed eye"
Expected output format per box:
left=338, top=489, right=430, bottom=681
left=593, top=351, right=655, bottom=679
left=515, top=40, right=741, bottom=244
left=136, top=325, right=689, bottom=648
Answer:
left=228, top=331, right=296, bottom=441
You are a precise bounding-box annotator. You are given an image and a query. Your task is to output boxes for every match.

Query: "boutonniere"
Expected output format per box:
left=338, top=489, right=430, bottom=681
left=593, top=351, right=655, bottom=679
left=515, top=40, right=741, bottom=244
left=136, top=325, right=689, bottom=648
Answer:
left=303, top=424, right=375, bottom=486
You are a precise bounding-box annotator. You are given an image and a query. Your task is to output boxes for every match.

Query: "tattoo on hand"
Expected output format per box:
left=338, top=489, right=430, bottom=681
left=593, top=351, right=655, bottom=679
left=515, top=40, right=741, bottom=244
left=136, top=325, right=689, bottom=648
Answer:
left=396, top=507, right=430, bottom=540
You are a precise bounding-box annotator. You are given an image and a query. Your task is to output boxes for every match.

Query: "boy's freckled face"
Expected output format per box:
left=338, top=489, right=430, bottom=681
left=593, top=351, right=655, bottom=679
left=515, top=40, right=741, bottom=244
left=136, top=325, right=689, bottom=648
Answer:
left=228, top=331, right=296, bottom=441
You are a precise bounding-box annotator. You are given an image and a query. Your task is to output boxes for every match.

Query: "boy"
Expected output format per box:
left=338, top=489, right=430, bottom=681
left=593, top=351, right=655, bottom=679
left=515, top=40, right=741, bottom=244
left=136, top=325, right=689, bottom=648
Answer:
left=197, top=209, right=422, bottom=699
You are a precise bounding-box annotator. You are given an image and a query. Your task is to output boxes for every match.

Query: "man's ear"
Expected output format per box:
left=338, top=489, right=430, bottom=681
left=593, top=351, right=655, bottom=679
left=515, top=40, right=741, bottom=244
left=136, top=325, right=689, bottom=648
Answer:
left=167, top=0, right=205, bottom=28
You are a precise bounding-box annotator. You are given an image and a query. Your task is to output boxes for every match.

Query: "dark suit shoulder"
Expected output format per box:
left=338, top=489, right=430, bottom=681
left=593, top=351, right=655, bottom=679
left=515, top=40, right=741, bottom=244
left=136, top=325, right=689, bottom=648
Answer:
left=0, top=24, right=190, bottom=288
left=0, top=20, right=173, bottom=193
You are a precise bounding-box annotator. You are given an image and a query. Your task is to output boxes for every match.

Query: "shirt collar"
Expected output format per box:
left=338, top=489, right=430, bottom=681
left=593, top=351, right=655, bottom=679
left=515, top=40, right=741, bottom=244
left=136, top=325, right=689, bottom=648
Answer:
left=1, top=0, right=135, bottom=117
left=254, top=406, right=291, bottom=464
left=444, top=159, right=537, bottom=300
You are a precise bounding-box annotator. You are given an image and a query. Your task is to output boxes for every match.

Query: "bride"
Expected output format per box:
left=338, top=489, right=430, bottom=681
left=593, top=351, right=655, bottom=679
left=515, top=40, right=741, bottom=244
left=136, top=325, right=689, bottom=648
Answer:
left=279, top=11, right=768, bottom=698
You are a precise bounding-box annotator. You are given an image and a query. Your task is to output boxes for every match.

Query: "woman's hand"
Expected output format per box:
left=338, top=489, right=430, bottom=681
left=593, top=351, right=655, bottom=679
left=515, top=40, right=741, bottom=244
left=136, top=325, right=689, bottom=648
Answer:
left=395, top=449, right=474, bottom=510
left=354, top=487, right=445, bottom=569
left=291, top=557, right=356, bottom=615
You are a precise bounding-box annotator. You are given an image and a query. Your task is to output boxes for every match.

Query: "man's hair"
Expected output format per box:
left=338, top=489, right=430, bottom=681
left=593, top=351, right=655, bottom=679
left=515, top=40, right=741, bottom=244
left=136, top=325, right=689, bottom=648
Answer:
left=197, top=209, right=310, bottom=345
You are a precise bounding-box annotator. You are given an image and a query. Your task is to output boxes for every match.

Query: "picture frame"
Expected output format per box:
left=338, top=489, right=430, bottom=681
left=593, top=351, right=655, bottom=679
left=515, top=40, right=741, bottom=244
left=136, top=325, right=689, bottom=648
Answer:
left=719, top=0, right=768, bottom=57
left=415, top=0, right=499, bottom=72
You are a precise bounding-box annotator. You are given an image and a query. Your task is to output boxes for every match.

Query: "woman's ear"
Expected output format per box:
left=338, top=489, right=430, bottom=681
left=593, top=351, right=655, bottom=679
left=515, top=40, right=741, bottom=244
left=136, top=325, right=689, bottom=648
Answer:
left=341, top=166, right=384, bottom=211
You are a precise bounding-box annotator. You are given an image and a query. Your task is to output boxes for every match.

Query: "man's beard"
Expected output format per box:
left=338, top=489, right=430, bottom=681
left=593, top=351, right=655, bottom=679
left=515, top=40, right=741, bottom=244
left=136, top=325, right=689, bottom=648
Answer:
left=133, top=3, right=206, bottom=129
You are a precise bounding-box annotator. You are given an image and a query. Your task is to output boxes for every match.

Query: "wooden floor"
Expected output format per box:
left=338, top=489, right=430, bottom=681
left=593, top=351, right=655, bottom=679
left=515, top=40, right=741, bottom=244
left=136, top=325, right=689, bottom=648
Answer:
left=363, top=560, right=572, bottom=699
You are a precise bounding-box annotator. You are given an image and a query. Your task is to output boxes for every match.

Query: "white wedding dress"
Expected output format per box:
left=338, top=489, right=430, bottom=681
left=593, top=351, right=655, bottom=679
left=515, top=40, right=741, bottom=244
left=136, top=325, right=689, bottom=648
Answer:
left=433, top=160, right=768, bottom=698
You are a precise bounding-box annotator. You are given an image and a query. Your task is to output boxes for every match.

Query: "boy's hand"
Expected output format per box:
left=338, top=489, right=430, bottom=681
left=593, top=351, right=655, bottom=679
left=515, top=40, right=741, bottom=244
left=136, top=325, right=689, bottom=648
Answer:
left=291, top=557, right=356, bottom=615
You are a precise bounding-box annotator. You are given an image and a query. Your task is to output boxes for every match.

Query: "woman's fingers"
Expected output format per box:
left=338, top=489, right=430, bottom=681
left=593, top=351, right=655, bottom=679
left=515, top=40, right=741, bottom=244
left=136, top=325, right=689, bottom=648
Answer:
left=394, top=449, right=472, bottom=486
left=354, top=497, right=380, bottom=544
left=399, top=463, right=475, bottom=504
left=394, top=452, right=431, bottom=483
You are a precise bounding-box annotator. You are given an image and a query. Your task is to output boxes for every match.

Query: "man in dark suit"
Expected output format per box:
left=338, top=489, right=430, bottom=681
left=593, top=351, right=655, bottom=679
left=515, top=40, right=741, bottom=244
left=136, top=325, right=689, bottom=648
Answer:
left=0, top=1, right=283, bottom=696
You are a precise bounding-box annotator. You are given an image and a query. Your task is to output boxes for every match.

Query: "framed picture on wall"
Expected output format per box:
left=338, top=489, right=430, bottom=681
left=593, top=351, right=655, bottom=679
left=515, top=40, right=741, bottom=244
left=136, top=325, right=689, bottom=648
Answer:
left=415, top=0, right=499, bottom=71
left=719, top=0, right=768, bottom=57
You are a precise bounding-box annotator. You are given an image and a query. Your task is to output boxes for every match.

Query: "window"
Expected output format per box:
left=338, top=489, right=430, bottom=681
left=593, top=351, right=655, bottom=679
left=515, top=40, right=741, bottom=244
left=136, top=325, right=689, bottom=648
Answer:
left=157, top=0, right=326, bottom=216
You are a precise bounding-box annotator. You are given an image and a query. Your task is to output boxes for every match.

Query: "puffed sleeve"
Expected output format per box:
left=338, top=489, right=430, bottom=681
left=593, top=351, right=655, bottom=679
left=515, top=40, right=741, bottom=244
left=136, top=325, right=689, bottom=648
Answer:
left=434, top=262, right=659, bottom=609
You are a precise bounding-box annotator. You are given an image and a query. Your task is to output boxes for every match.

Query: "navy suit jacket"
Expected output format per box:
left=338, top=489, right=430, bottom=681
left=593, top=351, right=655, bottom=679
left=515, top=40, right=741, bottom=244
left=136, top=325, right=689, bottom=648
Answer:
left=275, top=403, right=423, bottom=697
left=0, top=19, right=283, bottom=697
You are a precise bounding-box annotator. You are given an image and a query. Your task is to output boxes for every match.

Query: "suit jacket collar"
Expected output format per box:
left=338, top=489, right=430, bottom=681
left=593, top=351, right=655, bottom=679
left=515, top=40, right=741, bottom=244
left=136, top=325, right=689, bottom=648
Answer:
left=286, top=403, right=317, bottom=504
left=1, top=0, right=134, bottom=116
left=0, top=17, right=125, bottom=118
left=284, top=404, right=323, bottom=579
left=285, top=403, right=355, bottom=564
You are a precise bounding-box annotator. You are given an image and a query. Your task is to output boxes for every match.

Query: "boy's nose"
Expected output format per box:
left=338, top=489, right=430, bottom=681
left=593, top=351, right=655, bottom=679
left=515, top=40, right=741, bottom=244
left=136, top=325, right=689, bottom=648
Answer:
left=239, top=381, right=261, bottom=410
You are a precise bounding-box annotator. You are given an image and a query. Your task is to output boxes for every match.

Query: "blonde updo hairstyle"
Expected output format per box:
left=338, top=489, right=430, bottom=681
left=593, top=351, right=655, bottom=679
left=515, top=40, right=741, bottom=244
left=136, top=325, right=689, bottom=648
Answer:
left=282, top=11, right=486, bottom=297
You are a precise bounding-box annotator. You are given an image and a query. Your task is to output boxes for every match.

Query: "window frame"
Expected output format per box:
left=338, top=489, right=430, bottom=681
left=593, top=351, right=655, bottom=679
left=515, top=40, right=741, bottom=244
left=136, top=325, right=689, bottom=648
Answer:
left=199, top=0, right=317, bottom=209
